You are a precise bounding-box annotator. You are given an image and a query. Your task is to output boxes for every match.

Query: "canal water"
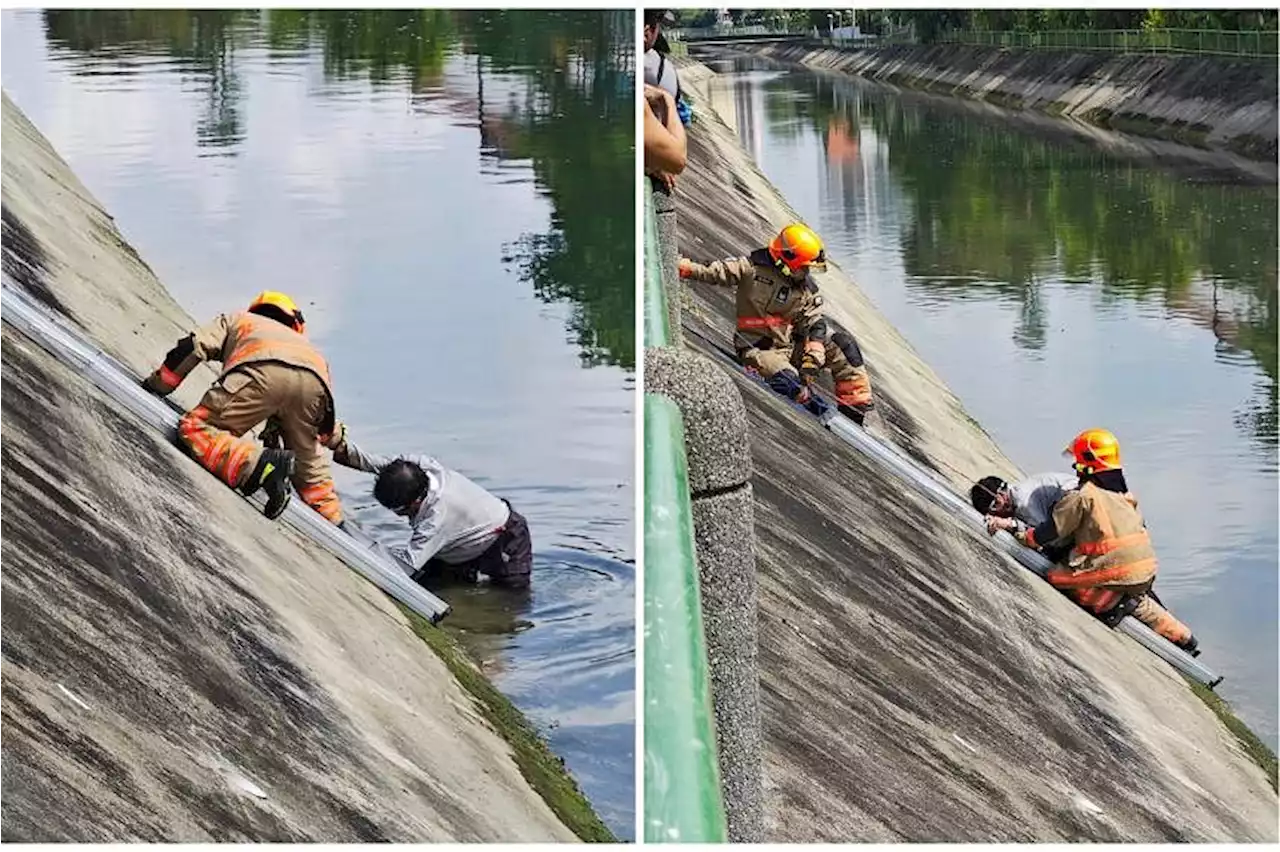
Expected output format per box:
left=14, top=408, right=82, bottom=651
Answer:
left=697, top=50, right=1278, bottom=747
left=3, top=9, right=636, bottom=837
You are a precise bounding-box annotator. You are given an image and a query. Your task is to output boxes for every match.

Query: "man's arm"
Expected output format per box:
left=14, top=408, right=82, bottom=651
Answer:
left=390, top=499, right=449, bottom=574
left=643, top=86, right=686, bottom=176
left=333, top=438, right=398, bottom=474
left=677, top=255, right=754, bottom=288
left=141, top=314, right=233, bottom=395
left=1018, top=489, right=1087, bottom=552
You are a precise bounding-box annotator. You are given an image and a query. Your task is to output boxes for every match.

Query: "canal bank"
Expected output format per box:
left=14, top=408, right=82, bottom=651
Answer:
left=735, top=41, right=1278, bottom=161
left=1, top=9, right=636, bottom=837
left=679, top=47, right=1278, bottom=747
left=662, top=57, right=1277, bottom=840
left=1, top=92, right=608, bottom=842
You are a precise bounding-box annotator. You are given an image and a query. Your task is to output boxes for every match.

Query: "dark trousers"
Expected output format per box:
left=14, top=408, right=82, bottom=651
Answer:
left=419, top=502, right=533, bottom=590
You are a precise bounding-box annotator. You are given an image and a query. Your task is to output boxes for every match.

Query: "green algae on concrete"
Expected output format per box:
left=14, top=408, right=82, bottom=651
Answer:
left=1189, top=680, right=1279, bottom=794
left=397, top=605, right=617, bottom=842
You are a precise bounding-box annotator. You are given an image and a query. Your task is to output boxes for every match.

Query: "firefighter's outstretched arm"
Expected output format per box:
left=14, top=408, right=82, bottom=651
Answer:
left=677, top=256, right=754, bottom=288
left=141, top=314, right=233, bottom=396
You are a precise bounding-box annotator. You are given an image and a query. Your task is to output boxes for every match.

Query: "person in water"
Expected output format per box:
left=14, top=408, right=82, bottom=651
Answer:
left=331, top=438, right=532, bottom=589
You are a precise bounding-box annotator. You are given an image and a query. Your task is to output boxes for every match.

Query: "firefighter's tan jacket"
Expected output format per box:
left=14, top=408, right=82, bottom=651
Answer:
left=683, top=248, right=829, bottom=351
left=151, top=311, right=337, bottom=435
left=1029, top=480, right=1159, bottom=593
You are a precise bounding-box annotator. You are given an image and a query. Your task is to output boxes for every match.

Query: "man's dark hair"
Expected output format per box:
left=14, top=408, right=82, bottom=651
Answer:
left=374, top=459, right=430, bottom=511
left=970, top=476, right=1007, bottom=515
left=644, top=9, right=668, bottom=27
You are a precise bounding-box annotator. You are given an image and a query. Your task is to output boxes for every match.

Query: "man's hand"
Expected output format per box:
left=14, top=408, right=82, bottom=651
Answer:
left=652, top=170, right=678, bottom=192
left=986, top=515, right=1016, bottom=536
left=321, top=420, right=347, bottom=451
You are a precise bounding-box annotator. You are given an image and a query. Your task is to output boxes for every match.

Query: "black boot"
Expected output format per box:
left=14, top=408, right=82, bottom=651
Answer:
left=240, top=448, right=295, bottom=519
left=1179, top=634, right=1201, bottom=658
left=838, top=403, right=867, bottom=426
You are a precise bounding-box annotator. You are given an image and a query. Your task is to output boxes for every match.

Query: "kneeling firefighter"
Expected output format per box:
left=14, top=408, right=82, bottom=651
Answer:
left=141, top=291, right=345, bottom=523
left=678, top=223, right=874, bottom=424
left=1012, top=428, right=1200, bottom=655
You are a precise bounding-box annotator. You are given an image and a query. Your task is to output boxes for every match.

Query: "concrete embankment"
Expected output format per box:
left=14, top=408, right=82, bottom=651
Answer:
left=668, top=59, right=1278, bottom=842
left=0, top=91, right=603, bottom=842
left=740, top=41, right=1277, bottom=162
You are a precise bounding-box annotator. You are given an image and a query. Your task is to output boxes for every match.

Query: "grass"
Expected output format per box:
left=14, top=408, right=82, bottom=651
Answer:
left=1188, top=679, right=1278, bottom=793
left=397, top=604, right=617, bottom=842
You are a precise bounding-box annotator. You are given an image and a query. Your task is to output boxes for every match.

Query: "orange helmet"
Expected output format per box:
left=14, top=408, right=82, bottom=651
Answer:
left=1064, top=428, right=1122, bottom=475
left=768, top=223, right=827, bottom=277
left=248, top=290, right=305, bottom=332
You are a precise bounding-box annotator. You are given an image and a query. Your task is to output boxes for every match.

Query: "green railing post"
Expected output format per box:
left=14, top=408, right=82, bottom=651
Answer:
left=643, top=187, right=730, bottom=843
left=643, top=397, right=728, bottom=843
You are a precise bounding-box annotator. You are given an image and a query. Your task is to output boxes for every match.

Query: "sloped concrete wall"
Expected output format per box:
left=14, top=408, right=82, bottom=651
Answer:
left=754, top=42, right=1278, bottom=161
left=1, top=91, right=581, bottom=843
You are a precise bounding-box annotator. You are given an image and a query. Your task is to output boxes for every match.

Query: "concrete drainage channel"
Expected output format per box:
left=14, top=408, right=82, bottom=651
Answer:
left=642, top=165, right=1223, bottom=843
left=0, top=278, right=452, bottom=626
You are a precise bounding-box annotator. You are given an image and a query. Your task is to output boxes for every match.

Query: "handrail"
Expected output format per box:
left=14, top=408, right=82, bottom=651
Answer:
left=642, top=189, right=728, bottom=842
left=643, top=396, right=728, bottom=842
left=937, top=27, right=1279, bottom=59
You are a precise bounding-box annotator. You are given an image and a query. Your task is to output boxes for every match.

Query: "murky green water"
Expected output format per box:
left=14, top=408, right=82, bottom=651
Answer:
left=3, top=9, right=635, bottom=836
left=699, top=51, right=1278, bottom=746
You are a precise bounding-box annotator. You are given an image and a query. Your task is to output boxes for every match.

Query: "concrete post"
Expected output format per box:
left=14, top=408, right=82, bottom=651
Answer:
left=652, top=184, right=682, bottom=346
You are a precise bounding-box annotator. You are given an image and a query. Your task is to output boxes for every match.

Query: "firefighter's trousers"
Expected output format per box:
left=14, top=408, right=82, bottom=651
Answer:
left=177, top=361, right=343, bottom=524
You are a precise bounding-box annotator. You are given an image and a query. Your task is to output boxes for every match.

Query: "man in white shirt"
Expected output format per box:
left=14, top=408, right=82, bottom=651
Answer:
left=334, top=439, right=532, bottom=589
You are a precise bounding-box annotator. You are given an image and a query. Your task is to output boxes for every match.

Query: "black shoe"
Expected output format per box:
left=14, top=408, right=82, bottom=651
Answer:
left=241, top=448, right=295, bottom=519
left=838, top=403, right=869, bottom=426
left=1179, top=634, right=1201, bottom=658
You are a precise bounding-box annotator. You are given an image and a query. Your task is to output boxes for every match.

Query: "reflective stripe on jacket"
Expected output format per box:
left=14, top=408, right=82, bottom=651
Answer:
left=1038, top=481, right=1158, bottom=592
left=682, top=248, right=828, bottom=351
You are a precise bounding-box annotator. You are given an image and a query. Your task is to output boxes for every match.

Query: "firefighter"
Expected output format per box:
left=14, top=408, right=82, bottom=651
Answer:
left=1011, top=428, right=1199, bottom=655
left=141, top=291, right=345, bottom=523
left=332, top=440, right=533, bottom=590
left=678, top=223, right=875, bottom=424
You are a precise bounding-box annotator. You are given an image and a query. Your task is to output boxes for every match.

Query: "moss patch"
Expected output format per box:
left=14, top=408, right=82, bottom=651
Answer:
left=397, top=604, right=617, bottom=842
left=1188, top=679, right=1278, bottom=793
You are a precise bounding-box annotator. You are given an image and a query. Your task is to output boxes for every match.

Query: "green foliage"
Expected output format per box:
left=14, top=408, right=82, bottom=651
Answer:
left=858, top=8, right=1278, bottom=42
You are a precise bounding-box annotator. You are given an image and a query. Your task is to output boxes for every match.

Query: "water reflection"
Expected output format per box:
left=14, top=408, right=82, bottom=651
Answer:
left=7, top=8, right=634, bottom=838
left=702, top=52, right=1277, bottom=746
left=38, top=8, right=635, bottom=368
left=742, top=58, right=1278, bottom=448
